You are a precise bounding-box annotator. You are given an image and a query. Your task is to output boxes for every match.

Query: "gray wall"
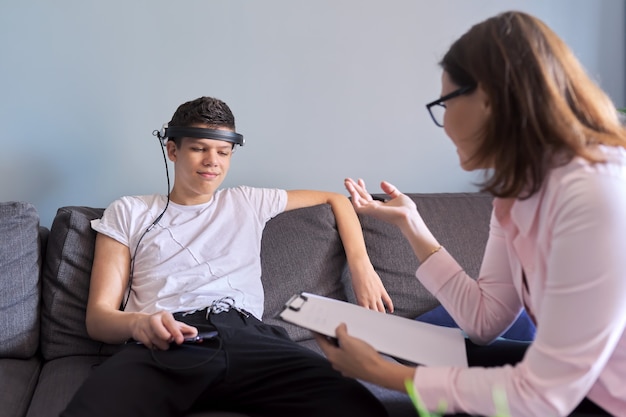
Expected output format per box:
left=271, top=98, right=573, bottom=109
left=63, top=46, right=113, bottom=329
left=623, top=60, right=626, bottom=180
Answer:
left=1, top=0, right=624, bottom=227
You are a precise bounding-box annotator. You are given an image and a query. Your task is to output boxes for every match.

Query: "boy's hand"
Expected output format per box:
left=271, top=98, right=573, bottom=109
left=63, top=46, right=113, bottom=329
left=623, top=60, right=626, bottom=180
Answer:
left=132, top=311, right=198, bottom=350
left=349, top=262, right=394, bottom=313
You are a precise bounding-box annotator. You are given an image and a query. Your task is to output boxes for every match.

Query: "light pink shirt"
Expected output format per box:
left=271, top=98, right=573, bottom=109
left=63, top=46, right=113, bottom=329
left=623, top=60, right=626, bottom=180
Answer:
left=414, top=146, right=626, bottom=417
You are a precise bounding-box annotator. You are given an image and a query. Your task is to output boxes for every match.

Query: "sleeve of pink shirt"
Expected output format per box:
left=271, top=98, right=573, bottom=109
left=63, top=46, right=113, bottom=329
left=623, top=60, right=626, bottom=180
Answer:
left=410, top=165, right=626, bottom=417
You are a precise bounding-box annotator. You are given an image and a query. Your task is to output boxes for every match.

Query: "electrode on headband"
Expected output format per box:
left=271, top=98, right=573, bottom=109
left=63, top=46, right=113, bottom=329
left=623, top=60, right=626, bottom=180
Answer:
left=154, top=124, right=245, bottom=147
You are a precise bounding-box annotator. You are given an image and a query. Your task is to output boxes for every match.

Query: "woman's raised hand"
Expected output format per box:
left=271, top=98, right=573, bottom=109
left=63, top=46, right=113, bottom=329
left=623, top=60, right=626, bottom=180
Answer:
left=344, top=178, right=417, bottom=227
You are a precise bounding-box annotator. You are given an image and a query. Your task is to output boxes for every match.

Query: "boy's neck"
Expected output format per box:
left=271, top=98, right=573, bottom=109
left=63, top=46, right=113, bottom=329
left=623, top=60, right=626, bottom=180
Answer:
left=169, top=189, right=215, bottom=206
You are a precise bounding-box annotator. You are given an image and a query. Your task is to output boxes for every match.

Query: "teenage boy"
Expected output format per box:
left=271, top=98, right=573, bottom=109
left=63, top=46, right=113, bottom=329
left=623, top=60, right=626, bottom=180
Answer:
left=61, top=96, right=391, bottom=417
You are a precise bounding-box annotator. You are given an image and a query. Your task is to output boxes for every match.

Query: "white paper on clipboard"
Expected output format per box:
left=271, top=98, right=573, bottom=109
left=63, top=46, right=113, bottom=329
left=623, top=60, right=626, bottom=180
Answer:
left=279, top=292, right=468, bottom=367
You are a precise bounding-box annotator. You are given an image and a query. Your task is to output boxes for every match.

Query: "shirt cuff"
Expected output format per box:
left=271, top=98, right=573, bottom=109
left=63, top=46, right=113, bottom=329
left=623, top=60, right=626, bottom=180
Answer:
left=412, top=366, right=456, bottom=413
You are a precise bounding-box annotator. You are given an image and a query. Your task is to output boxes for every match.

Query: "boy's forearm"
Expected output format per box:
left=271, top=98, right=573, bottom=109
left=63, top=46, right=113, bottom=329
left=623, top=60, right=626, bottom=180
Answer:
left=327, top=195, right=371, bottom=265
left=86, top=306, right=143, bottom=344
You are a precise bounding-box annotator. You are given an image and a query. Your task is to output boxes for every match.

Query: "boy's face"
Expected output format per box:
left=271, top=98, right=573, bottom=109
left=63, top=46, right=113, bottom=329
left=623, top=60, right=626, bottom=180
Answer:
left=166, top=125, right=234, bottom=204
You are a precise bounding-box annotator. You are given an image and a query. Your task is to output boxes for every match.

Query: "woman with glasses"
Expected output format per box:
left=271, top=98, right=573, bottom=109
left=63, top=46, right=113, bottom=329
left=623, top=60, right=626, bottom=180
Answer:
left=316, top=10, right=626, bottom=417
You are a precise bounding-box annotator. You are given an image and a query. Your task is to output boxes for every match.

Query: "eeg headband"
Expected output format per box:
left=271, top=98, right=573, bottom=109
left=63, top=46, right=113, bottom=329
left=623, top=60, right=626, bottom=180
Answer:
left=155, top=124, right=245, bottom=147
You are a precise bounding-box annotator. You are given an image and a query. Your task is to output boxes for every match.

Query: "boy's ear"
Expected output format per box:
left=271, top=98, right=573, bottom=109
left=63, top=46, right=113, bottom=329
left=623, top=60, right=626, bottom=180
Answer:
left=166, top=141, right=177, bottom=162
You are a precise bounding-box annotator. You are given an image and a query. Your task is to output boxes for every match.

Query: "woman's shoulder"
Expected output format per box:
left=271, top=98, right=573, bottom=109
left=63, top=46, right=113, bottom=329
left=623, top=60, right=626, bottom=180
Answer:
left=544, top=146, right=626, bottom=213
left=552, top=146, right=626, bottom=183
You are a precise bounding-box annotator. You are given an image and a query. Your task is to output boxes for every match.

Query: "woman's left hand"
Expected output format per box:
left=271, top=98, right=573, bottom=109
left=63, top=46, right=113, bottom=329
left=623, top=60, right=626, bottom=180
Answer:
left=315, top=323, right=384, bottom=382
left=315, top=324, right=417, bottom=392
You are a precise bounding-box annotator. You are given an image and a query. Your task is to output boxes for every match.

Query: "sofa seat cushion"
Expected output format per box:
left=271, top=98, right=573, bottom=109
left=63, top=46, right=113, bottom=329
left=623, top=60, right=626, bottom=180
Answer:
left=25, top=355, right=107, bottom=417
left=0, top=357, right=41, bottom=417
left=0, top=201, right=42, bottom=358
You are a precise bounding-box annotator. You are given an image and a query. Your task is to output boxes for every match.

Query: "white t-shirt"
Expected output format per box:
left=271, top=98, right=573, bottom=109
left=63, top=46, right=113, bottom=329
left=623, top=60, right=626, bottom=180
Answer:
left=91, top=186, right=288, bottom=319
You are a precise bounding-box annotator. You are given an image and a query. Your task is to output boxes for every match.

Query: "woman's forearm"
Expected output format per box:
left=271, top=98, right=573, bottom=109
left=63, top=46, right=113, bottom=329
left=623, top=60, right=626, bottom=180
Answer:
left=398, top=214, right=441, bottom=263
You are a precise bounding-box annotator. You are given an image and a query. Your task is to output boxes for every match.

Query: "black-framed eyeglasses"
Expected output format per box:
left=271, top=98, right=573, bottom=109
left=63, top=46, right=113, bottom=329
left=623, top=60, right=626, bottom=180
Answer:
left=425, top=85, right=475, bottom=127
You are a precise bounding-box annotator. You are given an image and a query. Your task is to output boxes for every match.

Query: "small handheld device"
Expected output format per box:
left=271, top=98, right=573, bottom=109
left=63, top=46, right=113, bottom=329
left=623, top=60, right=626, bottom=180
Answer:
left=182, top=330, right=219, bottom=344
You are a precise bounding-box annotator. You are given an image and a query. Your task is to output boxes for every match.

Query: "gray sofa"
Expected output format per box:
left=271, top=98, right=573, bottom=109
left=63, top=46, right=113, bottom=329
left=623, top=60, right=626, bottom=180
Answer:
left=1, top=193, right=495, bottom=417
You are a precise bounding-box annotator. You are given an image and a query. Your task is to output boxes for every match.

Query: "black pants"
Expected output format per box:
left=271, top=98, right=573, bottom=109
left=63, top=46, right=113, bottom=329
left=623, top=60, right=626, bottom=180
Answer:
left=61, top=309, right=388, bottom=417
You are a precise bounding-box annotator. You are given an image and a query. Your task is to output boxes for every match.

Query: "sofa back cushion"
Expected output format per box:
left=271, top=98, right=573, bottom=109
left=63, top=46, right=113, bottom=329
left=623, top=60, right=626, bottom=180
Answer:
left=0, top=202, right=42, bottom=358
left=40, top=203, right=346, bottom=356
left=343, top=193, right=493, bottom=319
left=40, top=206, right=120, bottom=360
left=261, top=204, right=347, bottom=342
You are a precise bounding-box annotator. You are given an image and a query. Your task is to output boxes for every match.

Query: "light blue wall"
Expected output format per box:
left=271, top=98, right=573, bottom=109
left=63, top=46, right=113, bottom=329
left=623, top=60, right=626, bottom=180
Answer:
left=1, top=0, right=624, bottom=227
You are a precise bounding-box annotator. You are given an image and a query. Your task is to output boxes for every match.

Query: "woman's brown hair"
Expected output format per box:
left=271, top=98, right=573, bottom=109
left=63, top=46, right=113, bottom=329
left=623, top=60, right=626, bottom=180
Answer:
left=442, top=11, right=626, bottom=199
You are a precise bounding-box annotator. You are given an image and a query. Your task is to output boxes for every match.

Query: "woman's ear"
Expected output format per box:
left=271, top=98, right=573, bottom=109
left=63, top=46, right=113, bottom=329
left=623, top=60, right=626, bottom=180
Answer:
left=477, top=84, right=491, bottom=117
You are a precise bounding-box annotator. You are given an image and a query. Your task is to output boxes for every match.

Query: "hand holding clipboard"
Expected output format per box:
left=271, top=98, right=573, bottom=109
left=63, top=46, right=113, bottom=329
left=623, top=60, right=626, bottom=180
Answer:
left=279, top=292, right=467, bottom=367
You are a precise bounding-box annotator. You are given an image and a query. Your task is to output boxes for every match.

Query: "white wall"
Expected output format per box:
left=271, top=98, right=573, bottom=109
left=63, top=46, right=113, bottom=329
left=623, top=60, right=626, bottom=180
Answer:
left=1, top=0, right=624, bottom=227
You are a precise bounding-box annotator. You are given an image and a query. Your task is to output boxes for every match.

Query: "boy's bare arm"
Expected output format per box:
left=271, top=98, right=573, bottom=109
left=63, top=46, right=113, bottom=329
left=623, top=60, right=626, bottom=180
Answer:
left=86, top=233, right=197, bottom=349
left=285, top=190, right=393, bottom=313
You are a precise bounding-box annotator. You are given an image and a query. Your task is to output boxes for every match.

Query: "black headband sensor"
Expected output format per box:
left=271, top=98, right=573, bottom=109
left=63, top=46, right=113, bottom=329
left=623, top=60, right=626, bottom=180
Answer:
left=154, top=124, right=245, bottom=147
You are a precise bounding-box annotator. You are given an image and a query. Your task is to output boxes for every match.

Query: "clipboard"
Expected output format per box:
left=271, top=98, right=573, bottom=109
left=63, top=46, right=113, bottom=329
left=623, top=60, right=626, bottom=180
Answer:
left=279, top=292, right=468, bottom=367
